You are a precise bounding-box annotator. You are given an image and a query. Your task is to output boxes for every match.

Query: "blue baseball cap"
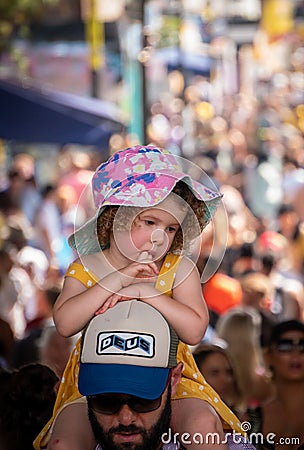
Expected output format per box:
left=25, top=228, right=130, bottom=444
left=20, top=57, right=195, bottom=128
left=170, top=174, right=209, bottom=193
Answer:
left=78, top=300, right=179, bottom=399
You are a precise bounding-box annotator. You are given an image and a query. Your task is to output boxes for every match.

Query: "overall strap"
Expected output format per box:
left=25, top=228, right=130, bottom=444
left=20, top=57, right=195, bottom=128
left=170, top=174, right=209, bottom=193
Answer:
left=155, top=254, right=182, bottom=297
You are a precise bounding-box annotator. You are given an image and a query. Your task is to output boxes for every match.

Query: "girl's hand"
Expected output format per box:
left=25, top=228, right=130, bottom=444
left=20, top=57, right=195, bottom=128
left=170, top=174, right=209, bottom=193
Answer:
left=95, top=253, right=158, bottom=315
left=95, top=285, right=140, bottom=315
left=95, top=295, right=134, bottom=315
left=94, top=282, right=155, bottom=315
left=118, top=252, right=159, bottom=288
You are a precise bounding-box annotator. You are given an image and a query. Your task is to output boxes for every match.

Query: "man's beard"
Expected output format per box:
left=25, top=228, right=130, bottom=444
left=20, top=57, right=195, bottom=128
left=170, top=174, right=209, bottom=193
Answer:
left=88, top=386, right=172, bottom=450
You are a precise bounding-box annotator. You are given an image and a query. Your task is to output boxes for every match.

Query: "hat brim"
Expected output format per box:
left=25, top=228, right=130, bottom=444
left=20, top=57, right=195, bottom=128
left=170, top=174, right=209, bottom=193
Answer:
left=68, top=207, right=105, bottom=256
left=78, top=363, right=169, bottom=399
left=69, top=173, right=222, bottom=256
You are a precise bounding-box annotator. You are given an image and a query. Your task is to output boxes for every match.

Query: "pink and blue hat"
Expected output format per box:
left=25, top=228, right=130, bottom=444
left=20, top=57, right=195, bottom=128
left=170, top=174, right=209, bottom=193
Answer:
left=69, top=144, right=222, bottom=255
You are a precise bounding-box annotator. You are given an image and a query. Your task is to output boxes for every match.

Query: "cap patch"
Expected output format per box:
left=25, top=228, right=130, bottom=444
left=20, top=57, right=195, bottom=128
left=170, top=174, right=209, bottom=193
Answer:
left=96, top=331, right=155, bottom=358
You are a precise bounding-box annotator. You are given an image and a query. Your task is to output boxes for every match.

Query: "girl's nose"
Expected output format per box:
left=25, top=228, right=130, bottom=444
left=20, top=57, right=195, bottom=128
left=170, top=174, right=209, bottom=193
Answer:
left=151, top=228, right=166, bottom=245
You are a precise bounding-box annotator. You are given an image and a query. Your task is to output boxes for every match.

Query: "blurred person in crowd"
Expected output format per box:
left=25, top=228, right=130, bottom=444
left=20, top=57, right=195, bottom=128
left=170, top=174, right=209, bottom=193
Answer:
left=260, top=253, right=304, bottom=322
left=293, top=182, right=304, bottom=224
left=3, top=220, right=53, bottom=320
left=231, top=243, right=257, bottom=278
left=0, top=209, right=53, bottom=347
left=193, top=341, right=244, bottom=416
left=246, top=320, right=304, bottom=450
left=255, top=231, right=288, bottom=265
left=202, top=265, right=242, bottom=321
left=10, top=153, right=42, bottom=226
left=216, top=307, right=273, bottom=409
left=12, top=284, right=60, bottom=369
left=0, top=363, right=58, bottom=450
left=282, top=155, right=304, bottom=220
left=239, top=271, right=274, bottom=311
left=57, top=184, right=86, bottom=254
left=255, top=228, right=298, bottom=279
left=32, top=184, right=73, bottom=273
left=15, top=232, right=49, bottom=287
left=6, top=222, right=52, bottom=325
left=276, top=203, right=304, bottom=277
left=11, top=152, right=36, bottom=180
left=256, top=229, right=304, bottom=321
left=239, top=271, right=277, bottom=347
left=218, top=185, right=260, bottom=277
left=57, top=146, right=94, bottom=211
left=243, top=148, right=283, bottom=226
left=0, top=245, right=36, bottom=339
left=38, top=325, right=79, bottom=379
left=0, top=169, right=25, bottom=214
left=17, top=245, right=51, bottom=321
left=0, top=169, right=34, bottom=245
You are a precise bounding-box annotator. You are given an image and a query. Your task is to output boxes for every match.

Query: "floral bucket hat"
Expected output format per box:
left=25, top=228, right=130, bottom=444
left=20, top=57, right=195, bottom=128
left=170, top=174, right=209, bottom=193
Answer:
left=69, top=144, right=222, bottom=256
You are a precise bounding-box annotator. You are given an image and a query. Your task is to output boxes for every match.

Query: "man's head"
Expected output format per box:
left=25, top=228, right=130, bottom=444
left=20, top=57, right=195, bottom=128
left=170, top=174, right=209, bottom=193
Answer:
left=240, top=272, right=274, bottom=310
left=78, top=301, right=183, bottom=450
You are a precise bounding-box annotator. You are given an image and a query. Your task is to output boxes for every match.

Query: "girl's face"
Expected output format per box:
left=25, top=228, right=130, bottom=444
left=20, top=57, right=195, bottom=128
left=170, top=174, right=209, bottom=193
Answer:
left=198, top=352, right=235, bottom=401
left=113, top=194, right=187, bottom=262
left=268, top=330, right=304, bottom=381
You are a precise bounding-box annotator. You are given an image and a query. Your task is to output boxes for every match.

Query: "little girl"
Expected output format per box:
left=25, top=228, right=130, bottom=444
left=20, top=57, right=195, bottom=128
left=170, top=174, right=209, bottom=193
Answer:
left=34, top=145, right=243, bottom=449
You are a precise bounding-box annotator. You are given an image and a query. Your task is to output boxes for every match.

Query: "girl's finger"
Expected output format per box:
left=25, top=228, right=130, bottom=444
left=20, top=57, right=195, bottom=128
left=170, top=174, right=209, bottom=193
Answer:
left=95, top=297, right=112, bottom=315
left=137, top=251, right=152, bottom=262
left=109, top=294, right=120, bottom=307
left=141, top=262, right=159, bottom=274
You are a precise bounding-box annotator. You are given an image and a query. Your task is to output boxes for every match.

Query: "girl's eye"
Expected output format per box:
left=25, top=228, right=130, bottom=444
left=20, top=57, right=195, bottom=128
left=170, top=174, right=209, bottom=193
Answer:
left=167, top=226, right=178, bottom=233
left=144, top=220, right=154, bottom=226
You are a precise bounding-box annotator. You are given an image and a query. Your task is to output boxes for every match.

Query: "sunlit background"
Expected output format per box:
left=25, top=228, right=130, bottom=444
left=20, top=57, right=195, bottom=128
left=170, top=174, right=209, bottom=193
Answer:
left=0, top=0, right=303, bottom=221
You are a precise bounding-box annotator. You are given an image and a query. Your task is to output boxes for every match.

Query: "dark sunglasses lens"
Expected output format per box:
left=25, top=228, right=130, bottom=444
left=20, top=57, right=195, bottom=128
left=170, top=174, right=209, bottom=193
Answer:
left=276, top=339, right=304, bottom=353
left=276, top=342, right=292, bottom=352
left=131, top=397, right=161, bottom=413
left=90, top=395, right=161, bottom=414
left=90, top=396, right=120, bottom=414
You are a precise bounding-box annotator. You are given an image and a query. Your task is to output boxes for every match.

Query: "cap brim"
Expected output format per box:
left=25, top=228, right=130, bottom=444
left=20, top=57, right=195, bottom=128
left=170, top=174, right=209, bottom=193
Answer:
left=78, top=363, right=169, bottom=399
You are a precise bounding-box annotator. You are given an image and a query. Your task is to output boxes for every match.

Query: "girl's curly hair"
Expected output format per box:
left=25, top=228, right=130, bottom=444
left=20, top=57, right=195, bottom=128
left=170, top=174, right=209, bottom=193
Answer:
left=96, top=181, right=210, bottom=254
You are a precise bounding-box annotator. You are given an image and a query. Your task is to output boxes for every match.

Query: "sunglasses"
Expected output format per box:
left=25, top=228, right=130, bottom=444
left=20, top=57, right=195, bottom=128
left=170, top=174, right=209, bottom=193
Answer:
left=88, top=393, right=162, bottom=415
left=275, top=338, right=304, bottom=353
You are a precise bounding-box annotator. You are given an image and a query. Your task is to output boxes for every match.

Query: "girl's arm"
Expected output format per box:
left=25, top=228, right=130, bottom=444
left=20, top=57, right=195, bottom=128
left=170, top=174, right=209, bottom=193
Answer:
left=54, top=272, right=124, bottom=337
left=103, top=257, right=208, bottom=345
left=54, top=260, right=158, bottom=337
left=154, top=257, right=209, bottom=344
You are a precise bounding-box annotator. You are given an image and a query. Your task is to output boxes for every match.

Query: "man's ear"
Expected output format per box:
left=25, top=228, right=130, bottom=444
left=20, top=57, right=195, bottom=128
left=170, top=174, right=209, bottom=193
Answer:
left=170, top=362, right=183, bottom=396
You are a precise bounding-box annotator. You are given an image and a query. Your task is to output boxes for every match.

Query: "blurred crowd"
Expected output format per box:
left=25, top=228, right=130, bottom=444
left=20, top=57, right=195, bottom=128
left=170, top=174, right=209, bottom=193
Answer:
left=0, top=147, right=92, bottom=372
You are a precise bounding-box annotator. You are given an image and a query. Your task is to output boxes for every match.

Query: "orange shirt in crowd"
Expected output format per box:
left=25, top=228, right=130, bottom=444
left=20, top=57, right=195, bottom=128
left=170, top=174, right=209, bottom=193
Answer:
left=203, top=273, right=242, bottom=315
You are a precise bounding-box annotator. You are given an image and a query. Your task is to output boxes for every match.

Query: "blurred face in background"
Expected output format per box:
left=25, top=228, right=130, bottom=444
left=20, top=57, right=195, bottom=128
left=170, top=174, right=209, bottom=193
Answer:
left=196, top=350, right=236, bottom=402
left=268, top=330, right=304, bottom=382
left=39, top=327, right=76, bottom=379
